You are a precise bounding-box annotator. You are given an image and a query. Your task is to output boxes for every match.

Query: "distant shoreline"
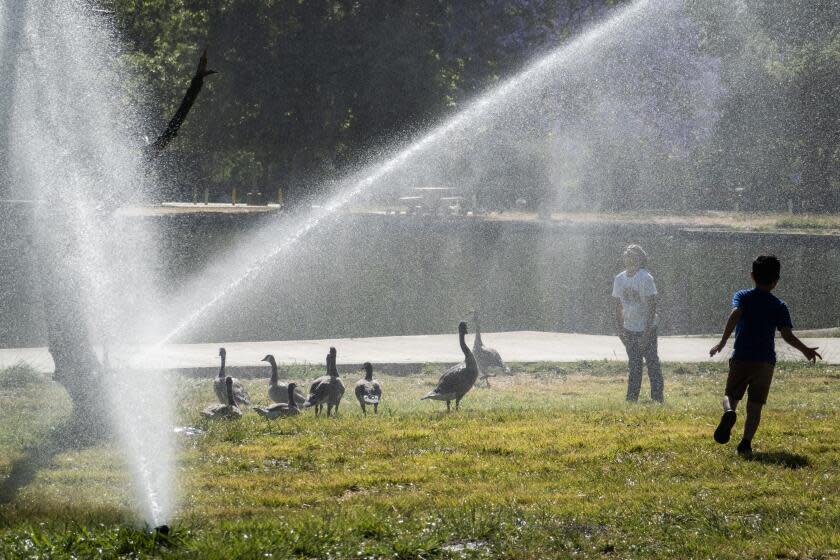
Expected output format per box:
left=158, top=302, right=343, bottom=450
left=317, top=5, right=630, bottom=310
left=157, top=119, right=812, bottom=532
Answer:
left=112, top=205, right=840, bottom=237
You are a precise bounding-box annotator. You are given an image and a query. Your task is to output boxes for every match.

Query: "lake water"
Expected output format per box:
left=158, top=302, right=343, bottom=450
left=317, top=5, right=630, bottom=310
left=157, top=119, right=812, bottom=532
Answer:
left=3, top=210, right=838, bottom=348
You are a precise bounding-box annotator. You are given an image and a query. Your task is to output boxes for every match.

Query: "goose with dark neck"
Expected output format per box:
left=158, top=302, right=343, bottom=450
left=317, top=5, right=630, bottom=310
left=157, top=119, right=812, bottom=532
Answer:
left=354, top=362, right=382, bottom=415
left=304, top=346, right=345, bottom=417
left=253, top=382, right=301, bottom=419
left=203, top=376, right=244, bottom=419
left=262, top=354, right=306, bottom=405
left=421, top=321, right=480, bottom=411
left=213, top=348, right=251, bottom=406
left=306, top=348, right=334, bottom=416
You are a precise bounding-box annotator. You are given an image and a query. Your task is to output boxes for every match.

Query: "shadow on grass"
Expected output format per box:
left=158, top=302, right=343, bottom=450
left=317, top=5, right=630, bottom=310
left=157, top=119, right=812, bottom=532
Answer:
left=746, top=451, right=810, bottom=469
left=0, top=413, right=106, bottom=506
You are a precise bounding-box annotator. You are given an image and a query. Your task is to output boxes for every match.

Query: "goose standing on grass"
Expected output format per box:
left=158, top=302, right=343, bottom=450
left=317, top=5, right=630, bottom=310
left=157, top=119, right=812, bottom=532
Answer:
left=203, top=377, right=244, bottom=419
left=213, top=348, right=251, bottom=405
left=307, top=349, right=334, bottom=416
left=354, top=362, right=382, bottom=415
left=421, top=321, right=480, bottom=411
left=305, top=347, right=345, bottom=416
left=472, top=310, right=511, bottom=380
left=253, top=382, right=301, bottom=419
left=262, top=354, right=306, bottom=406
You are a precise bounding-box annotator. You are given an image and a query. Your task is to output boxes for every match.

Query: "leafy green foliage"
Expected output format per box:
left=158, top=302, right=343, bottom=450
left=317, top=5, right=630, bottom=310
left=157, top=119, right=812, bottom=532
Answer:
left=106, top=0, right=635, bottom=206
left=684, top=0, right=839, bottom=211
left=104, top=0, right=837, bottom=212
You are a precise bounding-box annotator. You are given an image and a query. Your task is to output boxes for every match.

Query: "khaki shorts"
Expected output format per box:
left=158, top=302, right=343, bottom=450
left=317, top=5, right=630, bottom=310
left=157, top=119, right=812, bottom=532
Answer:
left=726, top=359, right=775, bottom=405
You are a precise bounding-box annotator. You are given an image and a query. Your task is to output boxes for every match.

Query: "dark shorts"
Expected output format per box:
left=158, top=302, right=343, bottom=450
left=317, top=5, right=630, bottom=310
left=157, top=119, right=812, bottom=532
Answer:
left=725, top=359, right=775, bottom=405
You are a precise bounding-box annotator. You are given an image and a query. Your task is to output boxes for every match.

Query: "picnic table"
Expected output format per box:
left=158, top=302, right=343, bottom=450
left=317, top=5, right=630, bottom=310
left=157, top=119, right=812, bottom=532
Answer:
left=397, top=188, right=464, bottom=215
left=398, top=196, right=424, bottom=214
left=413, top=187, right=453, bottom=214
left=440, top=196, right=465, bottom=215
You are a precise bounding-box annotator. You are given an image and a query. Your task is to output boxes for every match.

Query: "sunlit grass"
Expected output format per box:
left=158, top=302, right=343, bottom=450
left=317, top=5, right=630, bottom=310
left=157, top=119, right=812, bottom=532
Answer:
left=355, top=206, right=840, bottom=233
left=1, top=361, right=838, bottom=558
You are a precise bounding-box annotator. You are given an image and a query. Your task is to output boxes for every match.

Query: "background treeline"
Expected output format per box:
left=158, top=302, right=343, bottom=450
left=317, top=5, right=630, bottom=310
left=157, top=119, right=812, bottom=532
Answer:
left=108, top=0, right=838, bottom=212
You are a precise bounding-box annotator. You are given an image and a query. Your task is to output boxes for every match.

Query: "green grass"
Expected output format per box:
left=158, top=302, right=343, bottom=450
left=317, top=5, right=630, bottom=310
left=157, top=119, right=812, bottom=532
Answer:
left=1, top=361, right=839, bottom=559
left=775, top=215, right=840, bottom=231
left=354, top=207, right=840, bottom=234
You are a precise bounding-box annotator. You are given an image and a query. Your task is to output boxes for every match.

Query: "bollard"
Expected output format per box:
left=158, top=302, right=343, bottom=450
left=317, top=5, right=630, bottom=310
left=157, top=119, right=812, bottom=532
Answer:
left=232, top=188, right=237, bottom=206
left=203, top=188, right=209, bottom=205
left=277, top=188, right=284, bottom=207
left=192, top=186, right=197, bottom=204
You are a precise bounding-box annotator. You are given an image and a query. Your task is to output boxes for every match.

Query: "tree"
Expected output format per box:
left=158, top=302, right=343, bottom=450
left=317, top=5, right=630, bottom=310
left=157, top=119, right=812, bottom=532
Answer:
left=44, top=48, right=216, bottom=420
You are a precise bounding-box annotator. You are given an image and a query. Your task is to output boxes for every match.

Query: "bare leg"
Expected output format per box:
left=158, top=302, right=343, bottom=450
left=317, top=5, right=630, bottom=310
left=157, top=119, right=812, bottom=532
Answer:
left=742, top=401, right=763, bottom=442
left=724, top=396, right=739, bottom=412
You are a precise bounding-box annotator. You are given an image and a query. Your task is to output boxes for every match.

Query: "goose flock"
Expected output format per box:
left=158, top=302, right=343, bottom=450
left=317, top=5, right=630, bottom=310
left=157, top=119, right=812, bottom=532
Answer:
left=202, top=320, right=502, bottom=420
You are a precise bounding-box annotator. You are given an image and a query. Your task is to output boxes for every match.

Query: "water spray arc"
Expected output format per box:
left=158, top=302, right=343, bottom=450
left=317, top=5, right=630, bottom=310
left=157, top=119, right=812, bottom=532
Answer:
left=1, top=1, right=175, bottom=526
left=156, top=0, right=654, bottom=346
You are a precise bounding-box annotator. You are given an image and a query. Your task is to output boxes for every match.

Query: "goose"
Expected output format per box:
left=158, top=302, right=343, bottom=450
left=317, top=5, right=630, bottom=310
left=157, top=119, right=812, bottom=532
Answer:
left=213, top=348, right=251, bottom=405
left=307, top=349, right=334, bottom=416
left=421, top=321, right=480, bottom=411
left=354, top=362, right=382, bottom=415
left=252, top=382, right=301, bottom=419
left=262, top=354, right=306, bottom=406
left=202, top=376, right=244, bottom=419
left=305, top=346, right=345, bottom=417
left=472, top=310, right=511, bottom=379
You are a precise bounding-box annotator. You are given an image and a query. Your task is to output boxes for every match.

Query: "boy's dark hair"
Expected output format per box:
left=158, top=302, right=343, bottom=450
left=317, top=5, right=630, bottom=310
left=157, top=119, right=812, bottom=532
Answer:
left=753, top=255, right=781, bottom=285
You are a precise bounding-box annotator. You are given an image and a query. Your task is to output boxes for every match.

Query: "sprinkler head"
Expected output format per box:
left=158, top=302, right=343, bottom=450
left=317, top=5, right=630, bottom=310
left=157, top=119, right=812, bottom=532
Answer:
left=154, top=524, right=170, bottom=536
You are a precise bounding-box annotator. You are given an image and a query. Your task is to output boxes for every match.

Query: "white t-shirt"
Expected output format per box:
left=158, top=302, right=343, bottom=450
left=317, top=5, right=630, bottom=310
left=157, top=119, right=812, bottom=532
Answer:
left=612, top=268, right=658, bottom=332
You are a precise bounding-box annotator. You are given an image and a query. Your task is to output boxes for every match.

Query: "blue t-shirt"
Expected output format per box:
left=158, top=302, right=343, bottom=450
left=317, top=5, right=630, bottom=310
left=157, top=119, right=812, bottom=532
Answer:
left=731, top=288, right=793, bottom=363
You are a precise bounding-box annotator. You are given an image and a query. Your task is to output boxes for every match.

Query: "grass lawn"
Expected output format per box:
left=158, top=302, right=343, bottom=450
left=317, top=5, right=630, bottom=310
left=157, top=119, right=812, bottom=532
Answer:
left=1, top=361, right=838, bottom=559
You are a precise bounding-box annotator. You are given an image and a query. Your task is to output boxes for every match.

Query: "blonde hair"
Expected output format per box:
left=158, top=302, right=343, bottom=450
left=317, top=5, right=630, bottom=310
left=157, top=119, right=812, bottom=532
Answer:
left=623, top=244, right=648, bottom=268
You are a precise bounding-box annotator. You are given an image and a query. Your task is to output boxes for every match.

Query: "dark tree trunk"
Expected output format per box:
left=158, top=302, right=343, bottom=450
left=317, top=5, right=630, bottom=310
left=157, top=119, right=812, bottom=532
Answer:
left=44, top=49, right=216, bottom=416
left=37, top=212, right=105, bottom=426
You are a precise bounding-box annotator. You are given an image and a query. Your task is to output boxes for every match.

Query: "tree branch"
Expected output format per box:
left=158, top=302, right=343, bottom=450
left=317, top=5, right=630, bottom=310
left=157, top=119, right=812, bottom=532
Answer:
left=146, top=48, right=217, bottom=158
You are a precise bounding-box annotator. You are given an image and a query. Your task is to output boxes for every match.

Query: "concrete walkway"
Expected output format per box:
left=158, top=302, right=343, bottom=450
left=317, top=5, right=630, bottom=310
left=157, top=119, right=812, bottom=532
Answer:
left=2, top=332, right=838, bottom=377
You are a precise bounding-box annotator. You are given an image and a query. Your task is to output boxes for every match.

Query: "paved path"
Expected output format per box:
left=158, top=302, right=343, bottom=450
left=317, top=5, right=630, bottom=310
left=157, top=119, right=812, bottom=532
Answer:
left=3, top=332, right=838, bottom=376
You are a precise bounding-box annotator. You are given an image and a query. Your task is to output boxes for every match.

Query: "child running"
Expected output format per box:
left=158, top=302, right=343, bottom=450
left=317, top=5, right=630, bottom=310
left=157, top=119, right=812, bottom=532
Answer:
left=709, top=255, right=821, bottom=456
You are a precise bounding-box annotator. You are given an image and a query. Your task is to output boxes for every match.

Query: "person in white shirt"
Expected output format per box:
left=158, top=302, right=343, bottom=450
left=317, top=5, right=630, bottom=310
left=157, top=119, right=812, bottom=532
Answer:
left=612, top=244, right=663, bottom=402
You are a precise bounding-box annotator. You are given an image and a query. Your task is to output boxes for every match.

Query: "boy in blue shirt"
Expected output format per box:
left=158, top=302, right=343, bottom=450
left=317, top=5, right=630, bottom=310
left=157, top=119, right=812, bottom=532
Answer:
left=709, top=256, right=821, bottom=456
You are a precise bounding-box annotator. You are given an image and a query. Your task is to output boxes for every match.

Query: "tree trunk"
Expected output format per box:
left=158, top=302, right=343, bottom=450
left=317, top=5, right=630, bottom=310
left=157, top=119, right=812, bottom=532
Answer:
left=37, top=214, right=104, bottom=426
left=44, top=49, right=216, bottom=416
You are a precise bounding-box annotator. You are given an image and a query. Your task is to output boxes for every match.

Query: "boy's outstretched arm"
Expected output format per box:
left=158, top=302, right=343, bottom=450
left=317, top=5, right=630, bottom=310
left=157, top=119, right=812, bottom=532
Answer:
left=710, top=308, right=742, bottom=356
left=779, top=327, right=822, bottom=362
